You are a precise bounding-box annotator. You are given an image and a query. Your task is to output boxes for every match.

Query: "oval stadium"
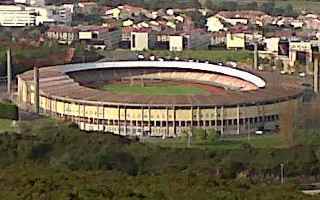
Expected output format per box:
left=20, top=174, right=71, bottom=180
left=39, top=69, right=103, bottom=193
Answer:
left=17, top=61, right=304, bottom=137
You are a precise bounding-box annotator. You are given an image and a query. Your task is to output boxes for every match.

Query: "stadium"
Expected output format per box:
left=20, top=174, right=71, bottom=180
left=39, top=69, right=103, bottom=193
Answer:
left=17, top=61, right=303, bottom=137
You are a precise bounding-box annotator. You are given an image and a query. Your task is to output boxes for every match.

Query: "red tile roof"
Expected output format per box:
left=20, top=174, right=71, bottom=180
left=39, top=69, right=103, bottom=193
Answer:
left=217, top=10, right=266, bottom=19
left=47, top=26, right=79, bottom=33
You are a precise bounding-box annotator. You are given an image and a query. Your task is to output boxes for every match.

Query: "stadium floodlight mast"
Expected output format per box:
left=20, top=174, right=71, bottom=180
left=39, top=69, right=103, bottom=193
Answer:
left=7, top=48, right=11, bottom=96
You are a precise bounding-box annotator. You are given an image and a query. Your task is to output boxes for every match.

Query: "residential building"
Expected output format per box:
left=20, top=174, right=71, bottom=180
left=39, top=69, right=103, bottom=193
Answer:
left=130, top=30, right=155, bottom=51
left=184, top=30, right=211, bottom=49
left=289, top=41, right=313, bottom=66
left=100, top=7, right=120, bottom=19
left=46, top=25, right=79, bottom=45
left=0, top=5, right=36, bottom=27
left=78, top=26, right=121, bottom=49
left=78, top=1, right=97, bottom=14
left=169, top=35, right=183, bottom=51
left=226, top=33, right=245, bottom=49
left=48, top=5, right=72, bottom=25
left=210, top=31, right=226, bottom=47
left=216, top=10, right=266, bottom=25
left=120, top=26, right=133, bottom=48
left=26, top=6, right=55, bottom=25
left=122, top=19, right=134, bottom=27
left=102, top=19, right=119, bottom=29
left=265, top=37, right=280, bottom=52
left=206, top=16, right=224, bottom=32
left=131, top=32, right=149, bottom=51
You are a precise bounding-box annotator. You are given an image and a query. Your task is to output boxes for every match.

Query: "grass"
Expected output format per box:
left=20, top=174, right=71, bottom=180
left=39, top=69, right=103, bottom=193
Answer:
left=145, top=133, right=288, bottom=150
left=101, top=83, right=208, bottom=96
left=148, top=50, right=253, bottom=65
left=0, top=119, right=15, bottom=133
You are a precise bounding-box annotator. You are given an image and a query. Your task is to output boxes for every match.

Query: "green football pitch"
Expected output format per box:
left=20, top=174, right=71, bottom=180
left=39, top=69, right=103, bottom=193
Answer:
left=101, top=83, right=208, bottom=96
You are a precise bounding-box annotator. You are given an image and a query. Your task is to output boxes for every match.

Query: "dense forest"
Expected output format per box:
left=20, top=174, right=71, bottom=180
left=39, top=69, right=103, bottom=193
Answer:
left=0, top=118, right=320, bottom=199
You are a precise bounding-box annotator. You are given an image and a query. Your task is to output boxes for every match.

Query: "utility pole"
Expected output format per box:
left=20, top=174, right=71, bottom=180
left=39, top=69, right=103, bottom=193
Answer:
left=280, top=163, right=285, bottom=184
left=253, top=42, right=258, bottom=70
left=7, top=49, right=11, bottom=96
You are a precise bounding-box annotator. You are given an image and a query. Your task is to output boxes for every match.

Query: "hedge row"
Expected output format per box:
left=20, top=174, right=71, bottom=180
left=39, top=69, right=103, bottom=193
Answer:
left=0, top=102, right=18, bottom=120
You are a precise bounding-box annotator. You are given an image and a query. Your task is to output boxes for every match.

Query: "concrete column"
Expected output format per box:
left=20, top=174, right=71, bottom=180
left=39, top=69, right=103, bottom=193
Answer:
left=191, top=107, right=193, bottom=132
left=83, top=105, right=86, bottom=131
left=214, top=106, right=217, bottom=131
left=197, top=106, right=200, bottom=128
left=148, top=106, right=151, bottom=136
left=253, top=43, right=258, bottom=70
left=118, top=106, right=120, bottom=135
left=314, top=57, right=319, bottom=93
left=237, top=105, right=240, bottom=135
left=173, top=106, right=176, bottom=136
left=142, top=107, right=144, bottom=136
left=166, top=107, right=169, bottom=137
left=33, top=66, right=40, bottom=114
left=220, top=106, right=224, bottom=135
left=7, top=49, right=11, bottom=96
left=124, top=106, right=127, bottom=135
left=102, top=105, right=105, bottom=132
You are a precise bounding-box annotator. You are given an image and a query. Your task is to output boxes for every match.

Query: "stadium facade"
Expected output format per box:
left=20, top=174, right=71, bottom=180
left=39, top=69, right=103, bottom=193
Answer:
left=17, top=61, right=303, bottom=136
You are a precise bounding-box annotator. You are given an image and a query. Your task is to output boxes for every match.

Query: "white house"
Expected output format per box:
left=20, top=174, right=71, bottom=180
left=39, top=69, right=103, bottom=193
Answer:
left=0, top=5, right=36, bottom=27
left=206, top=16, right=224, bottom=32
left=104, top=8, right=121, bottom=19
left=122, top=19, right=134, bottom=27
left=131, top=32, right=149, bottom=51
left=226, top=33, right=245, bottom=49
left=265, top=37, right=280, bottom=52
left=26, top=6, right=55, bottom=25
left=169, top=35, right=183, bottom=51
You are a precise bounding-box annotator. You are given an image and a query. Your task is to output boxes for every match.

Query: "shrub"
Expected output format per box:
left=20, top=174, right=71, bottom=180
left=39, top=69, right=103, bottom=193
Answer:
left=0, top=102, right=18, bottom=120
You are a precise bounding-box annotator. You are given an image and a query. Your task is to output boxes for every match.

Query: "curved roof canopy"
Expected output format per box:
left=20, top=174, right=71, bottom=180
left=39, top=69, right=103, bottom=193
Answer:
left=61, top=61, right=266, bottom=88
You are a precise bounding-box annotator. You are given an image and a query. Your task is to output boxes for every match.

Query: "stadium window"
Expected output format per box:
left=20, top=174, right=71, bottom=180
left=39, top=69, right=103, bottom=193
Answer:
left=233, top=119, right=237, bottom=125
